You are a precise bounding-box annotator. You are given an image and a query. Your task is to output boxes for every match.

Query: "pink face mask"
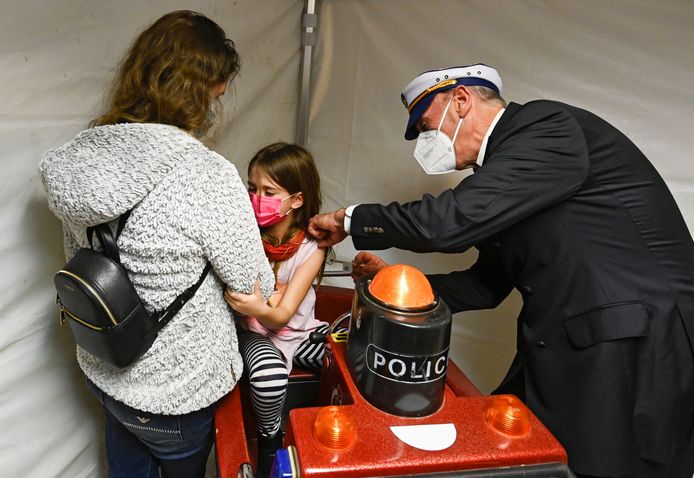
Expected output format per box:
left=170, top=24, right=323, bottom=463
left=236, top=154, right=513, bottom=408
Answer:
left=248, top=192, right=296, bottom=227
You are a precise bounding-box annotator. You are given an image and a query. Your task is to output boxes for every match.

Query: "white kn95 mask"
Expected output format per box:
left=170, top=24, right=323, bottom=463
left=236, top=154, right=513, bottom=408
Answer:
left=413, top=97, right=463, bottom=175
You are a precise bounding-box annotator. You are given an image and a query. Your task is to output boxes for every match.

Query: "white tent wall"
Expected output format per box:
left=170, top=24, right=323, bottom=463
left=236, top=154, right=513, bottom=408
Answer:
left=0, top=1, right=303, bottom=477
left=310, top=0, right=694, bottom=393
left=2, top=0, right=694, bottom=476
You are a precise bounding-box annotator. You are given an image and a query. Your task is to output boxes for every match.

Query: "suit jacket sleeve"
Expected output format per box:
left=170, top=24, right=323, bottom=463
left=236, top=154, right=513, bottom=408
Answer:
left=350, top=102, right=590, bottom=253
left=427, top=245, right=514, bottom=313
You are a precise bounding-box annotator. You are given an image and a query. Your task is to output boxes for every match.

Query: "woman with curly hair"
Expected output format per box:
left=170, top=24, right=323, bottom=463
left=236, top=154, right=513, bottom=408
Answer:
left=40, top=11, right=274, bottom=478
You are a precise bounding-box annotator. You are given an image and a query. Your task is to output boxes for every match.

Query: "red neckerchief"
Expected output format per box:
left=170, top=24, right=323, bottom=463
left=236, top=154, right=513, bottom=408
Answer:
left=263, top=230, right=305, bottom=262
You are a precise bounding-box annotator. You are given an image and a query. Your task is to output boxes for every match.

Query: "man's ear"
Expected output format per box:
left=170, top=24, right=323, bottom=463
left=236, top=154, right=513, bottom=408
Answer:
left=453, top=85, right=473, bottom=116
left=291, top=191, right=304, bottom=210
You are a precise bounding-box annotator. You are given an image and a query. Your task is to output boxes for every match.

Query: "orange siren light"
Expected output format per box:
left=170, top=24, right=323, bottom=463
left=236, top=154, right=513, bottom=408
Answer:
left=484, top=395, right=532, bottom=438
left=368, top=264, right=435, bottom=310
left=312, top=406, right=357, bottom=451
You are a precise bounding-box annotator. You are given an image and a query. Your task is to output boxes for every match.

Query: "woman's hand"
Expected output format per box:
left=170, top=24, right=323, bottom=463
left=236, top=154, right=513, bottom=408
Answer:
left=224, top=279, right=269, bottom=318
left=351, top=251, right=389, bottom=282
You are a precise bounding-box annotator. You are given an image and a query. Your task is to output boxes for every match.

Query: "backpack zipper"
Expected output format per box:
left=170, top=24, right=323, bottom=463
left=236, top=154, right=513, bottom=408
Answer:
left=58, top=303, right=104, bottom=331
left=56, top=269, right=118, bottom=326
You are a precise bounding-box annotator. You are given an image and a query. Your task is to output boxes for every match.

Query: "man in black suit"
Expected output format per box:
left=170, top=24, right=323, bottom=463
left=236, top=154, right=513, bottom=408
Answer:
left=308, top=64, right=694, bottom=477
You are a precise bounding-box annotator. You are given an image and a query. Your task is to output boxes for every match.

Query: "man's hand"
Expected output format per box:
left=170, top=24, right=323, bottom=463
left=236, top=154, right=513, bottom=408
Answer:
left=351, top=251, right=389, bottom=282
left=308, top=208, right=348, bottom=247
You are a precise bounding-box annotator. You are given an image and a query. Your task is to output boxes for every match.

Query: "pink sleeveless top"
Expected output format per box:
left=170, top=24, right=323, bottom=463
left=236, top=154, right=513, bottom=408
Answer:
left=239, top=237, right=326, bottom=372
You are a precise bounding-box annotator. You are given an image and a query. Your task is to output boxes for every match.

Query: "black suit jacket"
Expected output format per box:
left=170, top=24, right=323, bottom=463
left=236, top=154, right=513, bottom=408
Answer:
left=351, top=101, right=694, bottom=476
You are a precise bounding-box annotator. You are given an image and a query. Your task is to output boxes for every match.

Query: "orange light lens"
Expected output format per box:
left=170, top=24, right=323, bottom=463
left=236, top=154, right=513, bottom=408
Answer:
left=484, top=395, right=531, bottom=437
left=312, top=406, right=357, bottom=451
left=368, top=264, right=435, bottom=309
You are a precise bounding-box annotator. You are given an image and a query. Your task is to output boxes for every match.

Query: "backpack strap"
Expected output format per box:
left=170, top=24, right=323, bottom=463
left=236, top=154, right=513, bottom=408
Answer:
left=86, top=209, right=133, bottom=263
left=115, top=210, right=132, bottom=238
left=87, top=224, right=120, bottom=262
left=86, top=208, right=211, bottom=332
left=153, top=262, right=213, bottom=332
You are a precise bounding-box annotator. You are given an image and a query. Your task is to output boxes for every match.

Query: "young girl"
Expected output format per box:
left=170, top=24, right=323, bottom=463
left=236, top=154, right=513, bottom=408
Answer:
left=224, top=142, right=329, bottom=477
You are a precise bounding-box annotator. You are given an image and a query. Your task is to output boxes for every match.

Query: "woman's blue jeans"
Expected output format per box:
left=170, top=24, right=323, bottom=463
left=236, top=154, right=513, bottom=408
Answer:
left=86, top=378, right=218, bottom=478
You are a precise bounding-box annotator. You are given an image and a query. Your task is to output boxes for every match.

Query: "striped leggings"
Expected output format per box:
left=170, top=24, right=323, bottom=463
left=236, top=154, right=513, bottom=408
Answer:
left=238, top=323, right=329, bottom=437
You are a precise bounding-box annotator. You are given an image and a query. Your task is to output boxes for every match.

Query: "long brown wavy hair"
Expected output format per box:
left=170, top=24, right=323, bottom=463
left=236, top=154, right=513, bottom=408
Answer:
left=92, top=10, right=240, bottom=132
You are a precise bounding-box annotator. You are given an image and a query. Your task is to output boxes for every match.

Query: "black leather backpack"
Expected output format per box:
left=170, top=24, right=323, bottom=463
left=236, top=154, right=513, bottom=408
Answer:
left=54, top=211, right=210, bottom=368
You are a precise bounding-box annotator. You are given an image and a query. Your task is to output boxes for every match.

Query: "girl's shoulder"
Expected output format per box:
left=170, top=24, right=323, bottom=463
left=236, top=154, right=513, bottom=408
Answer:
left=301, top=234, right=319, bottom=246
left=297, top=234, right=320, bottom=258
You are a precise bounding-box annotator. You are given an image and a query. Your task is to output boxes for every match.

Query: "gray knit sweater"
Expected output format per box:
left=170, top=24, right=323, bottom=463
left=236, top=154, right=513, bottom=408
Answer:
left=39, top=123, right=274, bottom=415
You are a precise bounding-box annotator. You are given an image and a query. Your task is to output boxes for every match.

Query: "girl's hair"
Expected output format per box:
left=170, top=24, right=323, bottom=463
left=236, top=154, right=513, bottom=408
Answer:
left=91, top=10, right=240, bottom=132
left=249, top=142, right=330, bottom=282
left=249, top=142, right=322, bottom=239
